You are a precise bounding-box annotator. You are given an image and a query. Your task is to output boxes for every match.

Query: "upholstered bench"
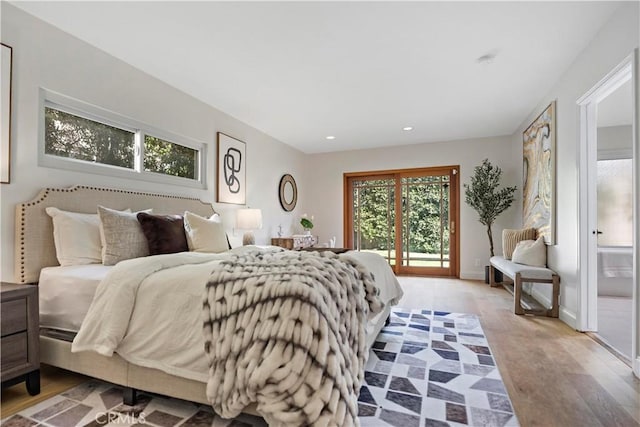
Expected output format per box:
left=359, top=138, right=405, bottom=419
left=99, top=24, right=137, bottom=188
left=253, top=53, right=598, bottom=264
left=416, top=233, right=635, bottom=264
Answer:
left=489, top=256, right=560, bottom=317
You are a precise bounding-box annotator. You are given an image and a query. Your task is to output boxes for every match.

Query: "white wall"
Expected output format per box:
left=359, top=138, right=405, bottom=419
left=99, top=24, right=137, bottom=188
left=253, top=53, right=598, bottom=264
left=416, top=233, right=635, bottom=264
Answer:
left=510, top=2, right=639, bottom=328
left=305, top=135, right=518, bottom=279
left=0, top=4, right=308, bottom=281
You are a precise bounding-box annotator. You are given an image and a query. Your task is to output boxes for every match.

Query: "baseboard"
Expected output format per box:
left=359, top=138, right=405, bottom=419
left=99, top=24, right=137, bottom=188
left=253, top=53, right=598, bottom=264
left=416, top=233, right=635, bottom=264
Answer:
left=528, top=285, right=551, bottom=306
left=529, top=285, right=577, bottom=329
left=460, top=271, right=484, bottom=281
left=559, top=307, right=577, bottom=329
left=634, top=357, right=640, bottom=378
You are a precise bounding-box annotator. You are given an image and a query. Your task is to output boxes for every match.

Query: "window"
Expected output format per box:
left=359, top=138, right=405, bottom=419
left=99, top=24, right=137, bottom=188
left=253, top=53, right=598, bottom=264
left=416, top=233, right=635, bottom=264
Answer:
left=45, top=107, right=135, bottom=169
left=597, top=158, right=632, bottom=247
left=40, top=90, right=205, bottom=188
left=144, top=135, right=198, bottom=180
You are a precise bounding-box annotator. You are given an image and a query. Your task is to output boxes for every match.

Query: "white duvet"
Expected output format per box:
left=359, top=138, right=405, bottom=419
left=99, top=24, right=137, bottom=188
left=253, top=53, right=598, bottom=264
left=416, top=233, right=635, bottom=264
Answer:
left=72, top=247, right=403, bottom=383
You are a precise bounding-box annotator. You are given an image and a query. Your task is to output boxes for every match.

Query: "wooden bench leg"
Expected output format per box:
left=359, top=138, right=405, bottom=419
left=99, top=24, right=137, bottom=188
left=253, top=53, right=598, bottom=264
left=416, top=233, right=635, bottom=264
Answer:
left=489, top=265, right=496, bottom=287
left=514, top=273, right=525, bottom=315
left=550, top=274, right=560, bottom=318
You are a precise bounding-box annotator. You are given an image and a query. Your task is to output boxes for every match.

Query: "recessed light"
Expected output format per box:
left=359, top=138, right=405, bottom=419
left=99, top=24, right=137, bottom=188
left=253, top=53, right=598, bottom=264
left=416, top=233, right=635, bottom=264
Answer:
left=326, top=135, right=336, bottom=140
left=403, top=126, right=413, bottom=131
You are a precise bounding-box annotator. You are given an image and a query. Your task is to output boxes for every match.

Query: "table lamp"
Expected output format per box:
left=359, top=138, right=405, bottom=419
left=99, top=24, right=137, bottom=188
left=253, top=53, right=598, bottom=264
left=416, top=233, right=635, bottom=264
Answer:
left=236, top=208, right=262, bottom=245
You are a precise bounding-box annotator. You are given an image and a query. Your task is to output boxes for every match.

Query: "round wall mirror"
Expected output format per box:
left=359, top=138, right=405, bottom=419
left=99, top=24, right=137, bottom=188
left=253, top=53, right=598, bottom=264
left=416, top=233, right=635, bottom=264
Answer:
left=279, top=174, right=297, bottom=212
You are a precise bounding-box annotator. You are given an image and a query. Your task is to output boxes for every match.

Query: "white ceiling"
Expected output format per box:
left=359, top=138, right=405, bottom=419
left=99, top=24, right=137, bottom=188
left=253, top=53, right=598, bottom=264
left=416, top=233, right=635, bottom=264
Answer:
left=11, top=1, right=623, bottom=154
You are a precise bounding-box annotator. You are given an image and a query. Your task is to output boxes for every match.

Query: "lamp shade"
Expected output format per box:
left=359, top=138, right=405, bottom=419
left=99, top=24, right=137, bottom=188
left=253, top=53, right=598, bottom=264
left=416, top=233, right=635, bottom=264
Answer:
left=236, top=208, right=262, bottom=230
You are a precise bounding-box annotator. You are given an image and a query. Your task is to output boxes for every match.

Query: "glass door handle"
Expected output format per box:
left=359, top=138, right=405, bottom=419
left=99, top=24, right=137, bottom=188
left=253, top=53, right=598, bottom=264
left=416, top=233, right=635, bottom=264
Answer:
left=592, top=230, right=603, bottom=235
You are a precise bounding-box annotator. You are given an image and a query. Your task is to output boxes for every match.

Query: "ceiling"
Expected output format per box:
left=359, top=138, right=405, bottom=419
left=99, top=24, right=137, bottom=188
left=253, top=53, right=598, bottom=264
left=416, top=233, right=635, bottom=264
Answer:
left=11, top=1, right=623, bottom=154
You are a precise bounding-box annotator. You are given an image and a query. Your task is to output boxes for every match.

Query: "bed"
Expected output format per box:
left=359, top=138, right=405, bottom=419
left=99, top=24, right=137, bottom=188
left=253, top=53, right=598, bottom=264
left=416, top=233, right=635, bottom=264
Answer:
left=15, top=185, right=403, bottom=424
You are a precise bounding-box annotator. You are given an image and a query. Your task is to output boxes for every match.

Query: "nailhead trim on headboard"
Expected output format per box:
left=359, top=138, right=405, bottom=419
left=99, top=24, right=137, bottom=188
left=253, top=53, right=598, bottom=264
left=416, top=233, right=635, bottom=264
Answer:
left=16, top=185, right=216, bottom=283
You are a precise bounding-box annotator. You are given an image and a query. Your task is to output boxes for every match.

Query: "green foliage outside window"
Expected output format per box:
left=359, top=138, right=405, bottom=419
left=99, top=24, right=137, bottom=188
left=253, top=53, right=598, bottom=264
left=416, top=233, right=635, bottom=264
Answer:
left=144, top=136, right=197, bottom=179
left=45, top=107, right=134, bottom=168
left=354, top=183, right=393, bottom=251
left=45, top=107, right=198, bottom=181
left=403, top=182, right=449, bottom=256
left=354, top=178, right=449, bottom=256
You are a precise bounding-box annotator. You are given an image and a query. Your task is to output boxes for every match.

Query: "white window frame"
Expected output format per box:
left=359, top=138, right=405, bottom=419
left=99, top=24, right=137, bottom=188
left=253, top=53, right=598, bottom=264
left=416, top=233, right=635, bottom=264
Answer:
left=39, top=88, right=206, bottom=189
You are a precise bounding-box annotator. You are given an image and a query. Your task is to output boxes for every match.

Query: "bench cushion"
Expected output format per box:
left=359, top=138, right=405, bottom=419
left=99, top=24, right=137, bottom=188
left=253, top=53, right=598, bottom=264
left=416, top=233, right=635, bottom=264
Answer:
left=490, top=256, right=555, bottom=281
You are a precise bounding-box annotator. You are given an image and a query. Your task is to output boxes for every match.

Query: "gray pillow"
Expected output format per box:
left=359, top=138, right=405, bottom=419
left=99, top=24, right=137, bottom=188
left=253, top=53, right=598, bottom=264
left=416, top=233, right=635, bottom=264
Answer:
left=98, top=206, right=152, bottom=265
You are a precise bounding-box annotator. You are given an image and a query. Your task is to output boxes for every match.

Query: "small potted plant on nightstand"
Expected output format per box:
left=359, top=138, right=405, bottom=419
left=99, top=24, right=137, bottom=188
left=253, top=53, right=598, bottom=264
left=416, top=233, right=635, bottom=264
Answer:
left=464, top=159, right=517, bottom=283
left=300, top=214, right=314, bottom=235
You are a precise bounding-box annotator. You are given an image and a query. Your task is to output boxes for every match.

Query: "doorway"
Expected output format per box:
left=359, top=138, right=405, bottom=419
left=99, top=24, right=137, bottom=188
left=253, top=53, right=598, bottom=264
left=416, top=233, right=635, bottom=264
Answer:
left=578, top=51, right=638, bottom=375
left=344, top=166, right=460, bottom=277
left=594, top=82, right=634, bottom=361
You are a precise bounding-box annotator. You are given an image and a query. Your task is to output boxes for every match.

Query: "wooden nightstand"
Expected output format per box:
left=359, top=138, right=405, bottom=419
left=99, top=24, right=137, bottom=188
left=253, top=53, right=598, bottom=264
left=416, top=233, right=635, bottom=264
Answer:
left=1, top=282, right=40, bottom=395
left=271, top=235, right=318, bottom=250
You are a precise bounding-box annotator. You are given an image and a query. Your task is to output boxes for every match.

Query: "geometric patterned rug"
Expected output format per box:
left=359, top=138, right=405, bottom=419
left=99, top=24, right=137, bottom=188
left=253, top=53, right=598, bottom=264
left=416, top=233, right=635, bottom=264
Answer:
left=1, top=309, right=518, bottom=427
left=360, top=308, right=519, bottom=427
left=1, top=380, right=267, bottom=427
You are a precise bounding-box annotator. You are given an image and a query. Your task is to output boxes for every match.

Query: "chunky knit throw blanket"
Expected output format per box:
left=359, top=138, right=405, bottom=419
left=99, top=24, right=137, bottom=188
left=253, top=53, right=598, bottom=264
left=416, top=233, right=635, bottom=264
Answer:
left=202, top=250, right=383, bottom=426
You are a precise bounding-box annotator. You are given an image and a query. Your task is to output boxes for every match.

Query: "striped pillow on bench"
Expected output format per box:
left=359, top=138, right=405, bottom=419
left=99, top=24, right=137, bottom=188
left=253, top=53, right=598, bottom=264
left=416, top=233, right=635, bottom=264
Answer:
left=502, top=228, right=537, bottom=260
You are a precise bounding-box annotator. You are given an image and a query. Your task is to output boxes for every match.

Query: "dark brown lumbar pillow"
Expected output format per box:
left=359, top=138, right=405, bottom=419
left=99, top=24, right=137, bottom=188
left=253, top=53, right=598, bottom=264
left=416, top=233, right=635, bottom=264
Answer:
left=136, top=212, right=189, bottom=256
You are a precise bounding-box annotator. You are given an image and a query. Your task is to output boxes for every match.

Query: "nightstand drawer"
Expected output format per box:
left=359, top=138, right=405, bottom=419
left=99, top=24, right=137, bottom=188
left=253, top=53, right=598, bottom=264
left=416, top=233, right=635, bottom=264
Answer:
left=1, top=298, right=27, bottom=336
left=1, top=332, right=28, bottom=372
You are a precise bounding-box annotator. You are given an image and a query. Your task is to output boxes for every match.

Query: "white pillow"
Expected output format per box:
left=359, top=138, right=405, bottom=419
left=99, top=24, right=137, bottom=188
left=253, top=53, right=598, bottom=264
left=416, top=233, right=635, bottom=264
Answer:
left=45, top=207, right=102, bottom=266
left=512, top=237, right=547, bottom=267
left=183, top=211, right=229, bottom=253
left=98, top=206, right=152, bottom=266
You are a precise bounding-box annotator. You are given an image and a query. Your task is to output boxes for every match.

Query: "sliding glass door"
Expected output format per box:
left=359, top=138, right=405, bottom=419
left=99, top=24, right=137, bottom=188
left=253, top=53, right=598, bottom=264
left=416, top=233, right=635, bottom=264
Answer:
left=350, top=176, right=397, bottom=266
left=400, top=172, right=453, bottom=275
left=345, top=166, right=459, bottom=276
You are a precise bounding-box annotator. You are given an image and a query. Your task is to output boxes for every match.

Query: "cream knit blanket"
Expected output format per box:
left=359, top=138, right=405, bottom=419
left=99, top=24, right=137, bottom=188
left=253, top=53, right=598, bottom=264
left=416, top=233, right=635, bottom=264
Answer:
left=202, top=250, right=383, bottom=426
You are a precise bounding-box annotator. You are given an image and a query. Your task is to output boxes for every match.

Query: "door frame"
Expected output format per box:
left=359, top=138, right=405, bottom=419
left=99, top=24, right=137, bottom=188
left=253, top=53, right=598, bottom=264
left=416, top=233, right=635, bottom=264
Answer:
left=343, top=165, right=460, bottom=277
left=576, top=50, right=639, bottom=377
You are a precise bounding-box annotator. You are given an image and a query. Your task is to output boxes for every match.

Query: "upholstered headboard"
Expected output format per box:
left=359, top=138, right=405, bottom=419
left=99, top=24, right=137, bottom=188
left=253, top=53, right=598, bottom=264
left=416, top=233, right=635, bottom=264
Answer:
left=15, top=185, right=215, bottom=284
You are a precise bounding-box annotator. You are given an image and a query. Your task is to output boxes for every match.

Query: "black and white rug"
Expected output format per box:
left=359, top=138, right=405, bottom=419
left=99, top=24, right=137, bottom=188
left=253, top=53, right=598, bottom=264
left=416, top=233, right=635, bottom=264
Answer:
left=360, top=308, right=518, bottom=427
left=2, top=309, right=518, bottom=427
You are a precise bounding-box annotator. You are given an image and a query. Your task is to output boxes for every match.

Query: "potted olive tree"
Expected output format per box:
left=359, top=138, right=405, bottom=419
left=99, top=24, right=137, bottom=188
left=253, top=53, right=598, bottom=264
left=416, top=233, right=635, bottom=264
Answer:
left=464, top=159, right=516, bottom=283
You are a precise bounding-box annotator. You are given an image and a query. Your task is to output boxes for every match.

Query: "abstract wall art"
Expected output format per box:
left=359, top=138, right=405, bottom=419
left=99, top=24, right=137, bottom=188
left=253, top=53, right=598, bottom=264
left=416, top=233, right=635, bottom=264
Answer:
left=523, top=101, right=556, bottom=244
left=217, top=132, right=246, bottom=205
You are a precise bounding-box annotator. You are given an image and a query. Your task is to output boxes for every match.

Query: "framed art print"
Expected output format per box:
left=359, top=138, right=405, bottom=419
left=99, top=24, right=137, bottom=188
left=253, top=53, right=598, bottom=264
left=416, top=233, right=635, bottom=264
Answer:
left=523, top=101, right=556, bottom=244
left=1, top=43, right=12, bottom=184
left=216, top=132, right=246, bottom=205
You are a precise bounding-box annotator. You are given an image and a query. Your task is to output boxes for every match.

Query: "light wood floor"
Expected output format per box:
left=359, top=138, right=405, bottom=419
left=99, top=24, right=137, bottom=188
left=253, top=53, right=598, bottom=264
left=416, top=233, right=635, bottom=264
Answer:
left=396, top=276, right=640, bottom=427
left=1, top=364, right=87, bottom=418
left=1, top=277, right=639, bottom=426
